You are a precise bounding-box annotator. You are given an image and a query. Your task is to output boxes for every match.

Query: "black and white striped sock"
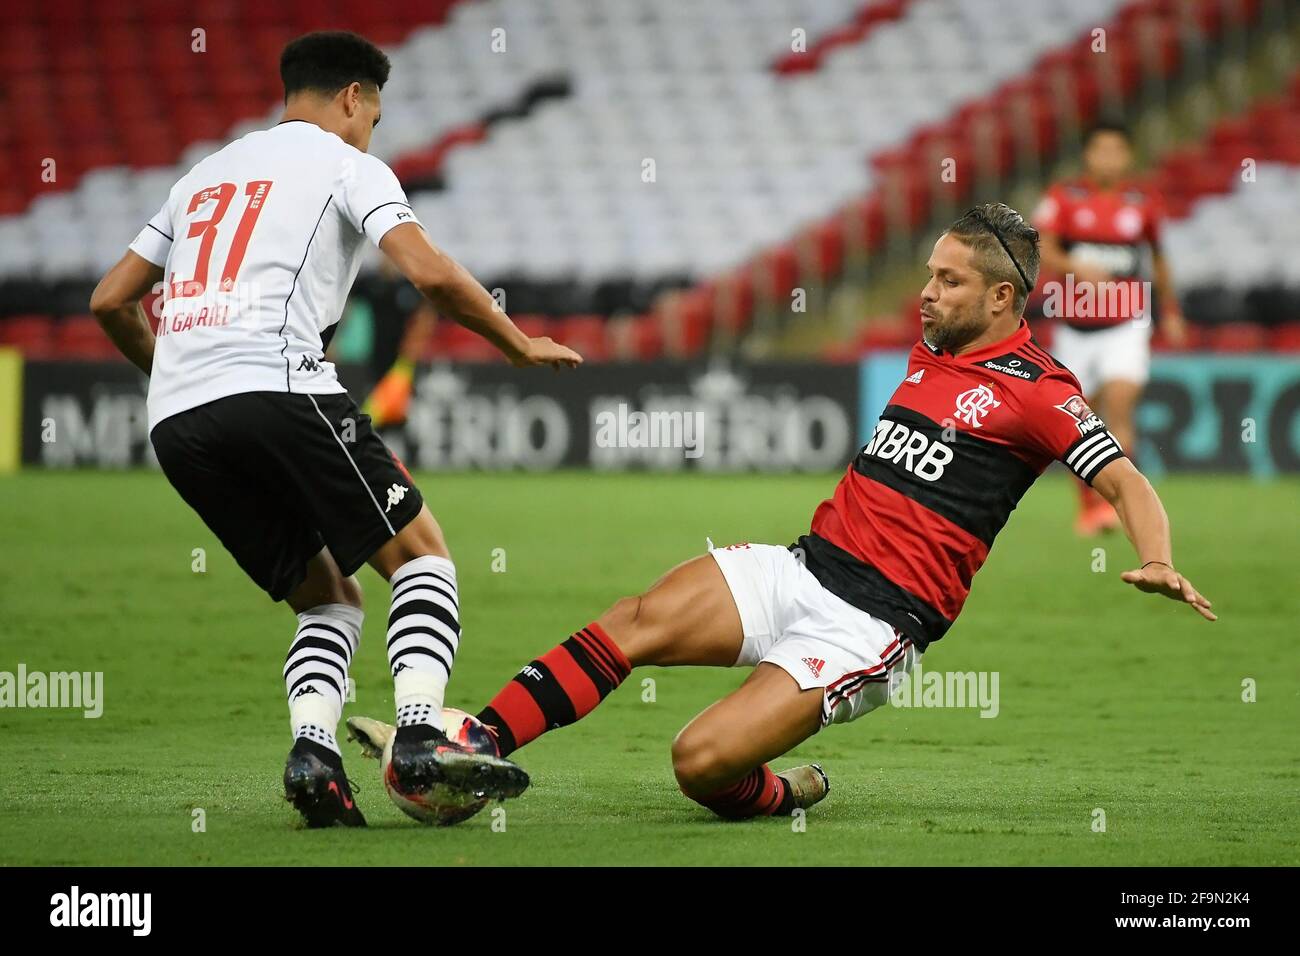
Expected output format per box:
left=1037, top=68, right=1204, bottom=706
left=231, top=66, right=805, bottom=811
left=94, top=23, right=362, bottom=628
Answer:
left=387, top=556, right=459, bottom=732
left=284, top=604, right=362, bottom=756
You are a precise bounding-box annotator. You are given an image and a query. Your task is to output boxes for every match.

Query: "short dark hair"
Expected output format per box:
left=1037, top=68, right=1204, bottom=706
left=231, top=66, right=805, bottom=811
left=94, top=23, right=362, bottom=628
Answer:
left=943, top=203, right=1040, bottom=315
left=280, top=31, right=391, bottom=102
left=1084, top=119, right=1132, bottom=145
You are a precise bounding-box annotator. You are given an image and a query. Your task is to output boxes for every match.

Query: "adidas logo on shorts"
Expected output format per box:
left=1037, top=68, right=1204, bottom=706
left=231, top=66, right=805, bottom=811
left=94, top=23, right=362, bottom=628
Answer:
left=802, top=657, right=826, bottom=678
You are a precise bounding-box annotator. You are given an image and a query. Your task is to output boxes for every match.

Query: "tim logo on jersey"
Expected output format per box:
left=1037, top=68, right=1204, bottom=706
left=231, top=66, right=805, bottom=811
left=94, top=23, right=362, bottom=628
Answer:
left=1055, top=395, right=1106, bottom=436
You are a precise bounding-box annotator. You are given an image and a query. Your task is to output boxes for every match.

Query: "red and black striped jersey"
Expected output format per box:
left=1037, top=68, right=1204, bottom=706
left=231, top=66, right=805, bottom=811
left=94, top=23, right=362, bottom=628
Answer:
left=794, top=319, right=1125, bottom=650
left=1032, top=177, right=1164, bottom=330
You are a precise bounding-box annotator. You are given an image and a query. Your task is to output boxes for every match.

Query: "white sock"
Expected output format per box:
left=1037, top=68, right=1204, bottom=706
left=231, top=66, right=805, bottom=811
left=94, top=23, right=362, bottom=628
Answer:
left=387, top=556, right=459, bottom=732
left=284, top=603, right=363, bottom=755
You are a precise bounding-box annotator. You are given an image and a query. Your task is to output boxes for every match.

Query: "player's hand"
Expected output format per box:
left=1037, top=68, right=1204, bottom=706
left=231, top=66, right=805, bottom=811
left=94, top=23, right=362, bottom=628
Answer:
left=512, top=336, right=583, bottom=370
left=1159, top=309, right=1189, bottom=348
left=1120, top=562, right=1216, bottom=621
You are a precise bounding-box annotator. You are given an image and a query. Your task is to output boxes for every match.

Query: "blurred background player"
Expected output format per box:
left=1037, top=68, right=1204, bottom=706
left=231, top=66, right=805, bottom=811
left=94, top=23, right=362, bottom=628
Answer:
left=357, top=258, right=436, bottom=429
left=1034, top=121, right=1188, bottom=536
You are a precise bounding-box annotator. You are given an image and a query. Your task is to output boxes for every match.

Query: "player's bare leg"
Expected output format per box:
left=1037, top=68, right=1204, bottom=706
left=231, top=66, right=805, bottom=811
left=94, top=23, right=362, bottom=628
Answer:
left=286, top=546, right=362, bottom=613
left=1095, top=378, right=1141, bottom=456
left=370, top=503, right=530, bottom=802
left=473, top=554, right=746, bottom=755
left=362, top=269, right=437, bottom=429
left=672, top=663, right=828, bottom=818
left=599, top=555, right=747, bottom=667
left=282, top=546, right=366, bottom=827
left=368, top=502, right=451, bottom=576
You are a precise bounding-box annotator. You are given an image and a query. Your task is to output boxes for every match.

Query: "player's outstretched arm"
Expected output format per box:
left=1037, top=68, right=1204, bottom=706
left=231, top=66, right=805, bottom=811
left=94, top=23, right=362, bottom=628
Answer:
left=1091, top=457, right=1216, bottom=621
left=379, top=222, right=582, bottom=370
left=89, top=251, right=164, bottom=375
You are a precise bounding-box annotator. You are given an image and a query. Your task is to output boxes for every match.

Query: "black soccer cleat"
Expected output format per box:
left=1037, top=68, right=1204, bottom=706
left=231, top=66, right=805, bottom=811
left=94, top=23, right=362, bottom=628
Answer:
left=283, top=737, right=367, bottom=828
left=387, top=724, right=530, bottom=803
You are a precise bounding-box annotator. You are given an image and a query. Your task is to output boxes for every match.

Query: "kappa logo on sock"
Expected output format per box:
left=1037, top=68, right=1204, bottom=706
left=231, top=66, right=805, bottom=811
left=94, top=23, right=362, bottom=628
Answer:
left=293, top=685, right=321, bottom=699
left=392, top=662, right=411, bottom=674
left=802, top=657, right=826, bottom=678
left=520, top=665, right=544, bottom=681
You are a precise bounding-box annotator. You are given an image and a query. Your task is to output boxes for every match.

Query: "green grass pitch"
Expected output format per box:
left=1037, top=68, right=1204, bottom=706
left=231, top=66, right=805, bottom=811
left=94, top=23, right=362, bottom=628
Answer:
left=0, top=470, right=1296, bottom=866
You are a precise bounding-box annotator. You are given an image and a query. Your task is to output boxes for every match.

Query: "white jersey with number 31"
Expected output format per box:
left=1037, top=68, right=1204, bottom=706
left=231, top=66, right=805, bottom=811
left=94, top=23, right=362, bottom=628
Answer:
left=128, top=120, right=419, bottom=430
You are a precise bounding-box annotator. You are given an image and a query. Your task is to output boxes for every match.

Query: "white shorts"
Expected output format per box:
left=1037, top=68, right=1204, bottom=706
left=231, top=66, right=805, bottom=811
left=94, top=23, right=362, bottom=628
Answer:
left=1052, top=319, right=1151, bottom=396
left=710, top=542, right=921, bottom=727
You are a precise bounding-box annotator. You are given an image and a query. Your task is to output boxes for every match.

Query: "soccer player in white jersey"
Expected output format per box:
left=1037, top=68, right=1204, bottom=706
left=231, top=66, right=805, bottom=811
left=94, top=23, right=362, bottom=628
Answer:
left=89, top=32, right=582, bottom=827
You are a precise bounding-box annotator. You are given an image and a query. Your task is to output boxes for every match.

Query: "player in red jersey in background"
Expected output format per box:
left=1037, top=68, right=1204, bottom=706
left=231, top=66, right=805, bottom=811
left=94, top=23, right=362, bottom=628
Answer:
left=1034, top=121, right=1188, bottom=535
left=352, top=204, right=1215, bottom=821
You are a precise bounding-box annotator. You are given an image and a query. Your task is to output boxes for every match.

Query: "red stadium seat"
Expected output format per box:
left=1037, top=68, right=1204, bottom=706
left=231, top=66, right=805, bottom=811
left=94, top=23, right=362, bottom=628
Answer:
left=434, top=320, right=499, bottom=362
left=1208, top=322, right=1267, bottom=353
left=555, top=315, right=610, bottom=362
left=0, top=189, right=25, bottom=215
left=762, top=242, right=800, bottom=301
left=0, top=315, right=56, bottom=358
left=717, top=270, right=756, bottom=337
left=839, top=194, right=884, bottom=255
left=510, top=314, right=553, bottom=340
left=857, top=316, right=914, bottom=351
left=804, top=216, right=846, bottom=283
left=54, top=315, right=122, bottom=360
left=627, top=314, right=664, bottom=360
left=671, top=287, right=714, bottom=357
left=1269, top=323, right=1300, bottom=352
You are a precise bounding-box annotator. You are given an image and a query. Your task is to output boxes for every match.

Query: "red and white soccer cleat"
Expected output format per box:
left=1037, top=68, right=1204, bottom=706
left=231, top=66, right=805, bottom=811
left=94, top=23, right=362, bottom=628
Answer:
left=1075, top=499, right=1121, bottom=536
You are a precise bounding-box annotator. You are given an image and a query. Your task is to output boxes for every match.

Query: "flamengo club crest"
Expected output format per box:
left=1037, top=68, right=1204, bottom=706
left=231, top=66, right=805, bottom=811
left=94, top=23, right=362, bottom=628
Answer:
left=954, top=383, right=1000, bottom=428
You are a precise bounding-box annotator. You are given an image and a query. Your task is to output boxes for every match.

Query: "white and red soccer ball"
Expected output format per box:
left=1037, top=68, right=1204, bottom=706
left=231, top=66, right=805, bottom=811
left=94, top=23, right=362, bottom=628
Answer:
left=382, top=708, right=498, bottom=826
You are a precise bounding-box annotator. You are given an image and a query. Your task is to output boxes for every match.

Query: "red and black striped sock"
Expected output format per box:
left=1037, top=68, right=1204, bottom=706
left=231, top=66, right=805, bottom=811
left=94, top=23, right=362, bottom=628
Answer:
left=690, top=765, right=794, bottom=819
left=476, top=623, right=631, bottom=757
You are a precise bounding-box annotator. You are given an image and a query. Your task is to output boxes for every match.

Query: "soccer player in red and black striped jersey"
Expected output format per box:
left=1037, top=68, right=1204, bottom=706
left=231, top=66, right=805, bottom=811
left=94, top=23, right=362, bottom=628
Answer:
left=352, top=204, right=1215, bottom=821
left=1033, top=121, right=1188, bottom=535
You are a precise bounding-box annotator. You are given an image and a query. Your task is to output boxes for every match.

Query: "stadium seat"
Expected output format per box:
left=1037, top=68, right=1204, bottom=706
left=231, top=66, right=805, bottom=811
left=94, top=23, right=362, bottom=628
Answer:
left=1269, top=323, right=1300, bottom=352
left=0, top=0, right=1285, bottom=360
left=555, top=315, right=611, bottom=363
left=0, top=314, right=56, bottom=358
left=53, top=314, right=122, bottom=360
left=1205, top=322, right=1266, bottom=353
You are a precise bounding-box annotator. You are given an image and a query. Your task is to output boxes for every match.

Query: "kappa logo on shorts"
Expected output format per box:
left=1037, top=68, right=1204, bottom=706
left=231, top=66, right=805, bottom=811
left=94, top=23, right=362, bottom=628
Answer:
left=384, top=483, right=408, bottom=513
left=802, top=657, right=826, bottom=678
left=296, top=355, right=322, bottom=373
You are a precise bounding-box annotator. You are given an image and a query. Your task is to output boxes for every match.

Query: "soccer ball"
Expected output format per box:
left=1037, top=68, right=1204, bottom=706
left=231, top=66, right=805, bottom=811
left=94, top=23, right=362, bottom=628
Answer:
left=381, top=708, right=498, bottom=826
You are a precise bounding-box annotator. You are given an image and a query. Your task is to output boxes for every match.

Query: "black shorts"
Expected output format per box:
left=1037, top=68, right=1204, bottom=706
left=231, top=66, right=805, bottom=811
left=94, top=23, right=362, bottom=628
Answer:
left=151, top=391, right=424, bottom=601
